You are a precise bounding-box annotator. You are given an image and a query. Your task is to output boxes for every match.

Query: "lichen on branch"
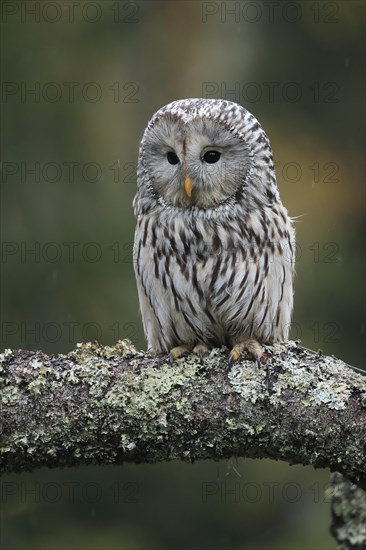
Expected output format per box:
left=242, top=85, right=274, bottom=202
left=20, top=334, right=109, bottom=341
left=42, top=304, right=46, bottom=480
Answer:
left=1, top=340, right=365, bottom=491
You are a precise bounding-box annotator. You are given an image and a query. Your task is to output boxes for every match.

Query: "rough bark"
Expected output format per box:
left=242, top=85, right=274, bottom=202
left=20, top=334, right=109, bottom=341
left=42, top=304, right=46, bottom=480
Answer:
left=1, top=340, right=365, bottom=488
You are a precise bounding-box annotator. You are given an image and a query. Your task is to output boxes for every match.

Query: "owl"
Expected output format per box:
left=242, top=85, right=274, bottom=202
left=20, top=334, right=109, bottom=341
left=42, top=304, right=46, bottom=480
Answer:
left=133, top=99, right=295, bottom=364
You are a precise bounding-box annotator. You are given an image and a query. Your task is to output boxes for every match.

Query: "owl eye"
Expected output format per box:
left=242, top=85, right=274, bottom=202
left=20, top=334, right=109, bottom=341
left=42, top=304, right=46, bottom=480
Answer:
left=203, top=150, right=221, bottom=164
left=167, top=151, right=180, bottom=165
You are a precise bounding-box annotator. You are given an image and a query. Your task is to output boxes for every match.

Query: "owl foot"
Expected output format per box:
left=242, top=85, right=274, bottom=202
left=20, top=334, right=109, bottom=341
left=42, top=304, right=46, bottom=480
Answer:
left=169, top=345, right=190, bottom=366
left=192, top=343, right=209, bottom=365
left=228, top=339, right=263, bottom=367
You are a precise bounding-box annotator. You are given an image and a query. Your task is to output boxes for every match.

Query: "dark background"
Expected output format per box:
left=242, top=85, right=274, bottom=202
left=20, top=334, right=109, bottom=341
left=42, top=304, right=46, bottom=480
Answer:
left=1, top=1, right=365, bottom=548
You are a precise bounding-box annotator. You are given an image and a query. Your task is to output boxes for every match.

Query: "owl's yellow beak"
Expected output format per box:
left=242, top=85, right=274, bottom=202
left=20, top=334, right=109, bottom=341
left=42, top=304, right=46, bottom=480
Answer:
left=184, top=176, right=193, bottom=197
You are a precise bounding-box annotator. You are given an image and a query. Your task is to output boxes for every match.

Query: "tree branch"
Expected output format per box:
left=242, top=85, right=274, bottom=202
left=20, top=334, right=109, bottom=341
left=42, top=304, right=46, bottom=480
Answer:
left=1, top=340, right=365, bottom=488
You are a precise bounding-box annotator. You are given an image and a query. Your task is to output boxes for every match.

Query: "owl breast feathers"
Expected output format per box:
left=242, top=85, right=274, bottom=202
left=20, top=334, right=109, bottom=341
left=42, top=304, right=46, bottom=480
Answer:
left=133, top=98, right=295, bottom=359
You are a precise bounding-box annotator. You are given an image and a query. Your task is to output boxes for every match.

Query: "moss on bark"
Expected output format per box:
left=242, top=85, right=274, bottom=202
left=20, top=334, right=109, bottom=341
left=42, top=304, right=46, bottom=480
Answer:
left=1, top=340, right=365, bottom=489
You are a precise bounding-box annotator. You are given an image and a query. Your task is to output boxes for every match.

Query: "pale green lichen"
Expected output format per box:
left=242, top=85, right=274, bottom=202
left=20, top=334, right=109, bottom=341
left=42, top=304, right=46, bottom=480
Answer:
left=1, top=385, right=20, bottom=405
left=226, top=418, right=264, bottom=436
left=288, top=352, right=353, bottom=409
left=27, top=376, right=47, bottom=396
left=265, top=344, right=358, bottom=410
left=72, top=339, right=141, bottom=364
left=105, top=360, right=199, bottom=418
left=277, top=365, right=316, bottom=392
left=327, top=473, right=366, bottom=548
left=267, top=342, right=290, bottom=354
left=308, top=380, right=352, bottom=410
left=228, top=363, right=266, bottom=403
left=0, top=349, right=13, bottom=364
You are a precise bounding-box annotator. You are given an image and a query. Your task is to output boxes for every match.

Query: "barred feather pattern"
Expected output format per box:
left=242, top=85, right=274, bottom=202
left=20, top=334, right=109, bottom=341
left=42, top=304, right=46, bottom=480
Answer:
left=133, top=99, right=295, bottom=353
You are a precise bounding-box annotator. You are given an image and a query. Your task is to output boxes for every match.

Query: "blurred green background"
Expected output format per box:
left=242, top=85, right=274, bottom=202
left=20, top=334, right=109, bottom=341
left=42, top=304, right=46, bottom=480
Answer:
left=1, top=1, right=365, bottom=549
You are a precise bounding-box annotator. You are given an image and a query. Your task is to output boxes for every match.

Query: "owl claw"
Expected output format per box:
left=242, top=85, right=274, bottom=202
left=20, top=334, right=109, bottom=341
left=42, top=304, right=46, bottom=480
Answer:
left=169, top=345, right=190, bottom=365
left=192, top=343, right=209, bottom=364
left=228, top=349, right=241, bottom=365
left=229, top=340, right=263, bottom=366
left=169, top=344, right=209, bottom=365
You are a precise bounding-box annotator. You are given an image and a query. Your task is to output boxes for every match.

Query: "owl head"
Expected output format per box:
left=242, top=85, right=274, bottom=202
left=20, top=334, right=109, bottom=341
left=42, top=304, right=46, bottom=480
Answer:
left=136, top=99, right=280, bottom=213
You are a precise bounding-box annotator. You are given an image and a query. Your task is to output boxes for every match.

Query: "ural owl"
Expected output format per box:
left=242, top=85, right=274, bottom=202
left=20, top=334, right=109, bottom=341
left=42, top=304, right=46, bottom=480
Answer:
left=133, top=99, right=295, bottom=364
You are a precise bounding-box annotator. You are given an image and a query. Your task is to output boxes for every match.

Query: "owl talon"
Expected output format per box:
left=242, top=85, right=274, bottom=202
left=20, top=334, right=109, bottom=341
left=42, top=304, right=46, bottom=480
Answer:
left=169, top=345, right=190, bottom=364
left=229, top=339, right=263, bottom=366
left=192, top=343, right=209, bottom=364
left=228, top=349, right=241, bottom=365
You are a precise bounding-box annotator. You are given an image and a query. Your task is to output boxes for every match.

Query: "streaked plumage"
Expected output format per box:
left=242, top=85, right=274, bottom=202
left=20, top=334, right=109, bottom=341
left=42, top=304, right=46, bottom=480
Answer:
left=133, top=99, right=295, bottom=361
